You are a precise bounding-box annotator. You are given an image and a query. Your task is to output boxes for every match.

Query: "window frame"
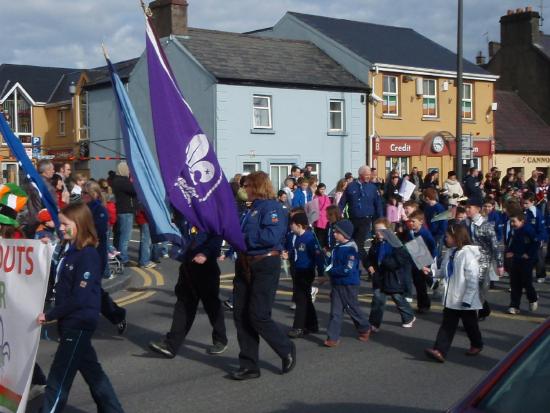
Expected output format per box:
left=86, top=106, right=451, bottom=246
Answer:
left=462, top=83, right=473, bottom=120
left=242, top=162, right=260, bottom=175
left=422, top=78, right=438, bottom=118
left=329, top=99, right=345, bottom=132
left=269, top=163, right=293, bottom=191
left=58, top=110, right=66, bottom=136
left=385, top=156, right=409, bottom=177
left=1, top=88, right=33, bottom=146
left=79, top=90, right=89, bottom=140
left=252, top=95, right=272, bottom=129
left=382, top=75, right=399, bottom=116
left=305, top=162, right=321, bottom=181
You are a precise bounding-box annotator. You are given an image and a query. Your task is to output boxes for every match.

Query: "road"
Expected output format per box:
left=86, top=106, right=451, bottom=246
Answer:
left=30, top=248, right=549, bottom=413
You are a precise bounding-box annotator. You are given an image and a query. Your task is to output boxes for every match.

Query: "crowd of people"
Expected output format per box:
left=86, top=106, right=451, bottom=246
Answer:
left=1, top=158, right=548, bottom=411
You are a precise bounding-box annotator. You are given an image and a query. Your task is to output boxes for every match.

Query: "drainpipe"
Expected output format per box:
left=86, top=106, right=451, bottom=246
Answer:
left=369, top=68, right=377, bottom=167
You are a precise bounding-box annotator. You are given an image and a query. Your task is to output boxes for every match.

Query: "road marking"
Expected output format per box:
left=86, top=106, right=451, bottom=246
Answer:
left=117, top=291, right=156, bottom=307
left=130, top=267, right=153, bottom=287
left=148, top=267, right=165, bottom=286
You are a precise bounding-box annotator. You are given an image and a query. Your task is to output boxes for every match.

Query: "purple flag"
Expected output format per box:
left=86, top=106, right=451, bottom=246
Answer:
left=145, top=18, right=246, bottom=252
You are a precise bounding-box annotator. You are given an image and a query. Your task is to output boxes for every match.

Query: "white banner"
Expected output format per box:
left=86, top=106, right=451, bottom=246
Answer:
left=0, top=239, right=53, bottom=413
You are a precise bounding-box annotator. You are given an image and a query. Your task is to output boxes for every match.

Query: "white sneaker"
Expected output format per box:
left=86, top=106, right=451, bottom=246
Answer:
left=529, top=301, right=538, bottom=312
left=507, top=307, right=520, bottom=315
left=405, top=297, right=413, bottom=303
left=370, top=325, right=380, bottom=333
left=289, top=302, right=296, bottom=310
left=536, top=278, right=546, bottom=284
left=402, top=316, right=416, bottom=328
left=311, top=286, right=319, bottom=303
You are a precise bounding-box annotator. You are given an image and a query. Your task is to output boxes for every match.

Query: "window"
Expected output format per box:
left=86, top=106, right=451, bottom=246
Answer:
left=329, top=100, right=344, bottom=131
left=79, top=91, right=89, bottom=140
left=242, top=162, right=260, bottom=175
left=253, top=95, right=272, bottom=129
left=305, top=162, right=321, bottom=181
left=1, top=89, right=32, bottom=145
left=382, top=75, right=398, bottom=115
left=1, top=162, right=19, bottom=185
left=422, top=79, right=437, bottom=117
left=462, top=83, right=473, bottom=120
left=58, top=110, right=66, bottom=136
left=385, top=157, right=409, bottom=177
left=270, top=164, right=293, bottom=191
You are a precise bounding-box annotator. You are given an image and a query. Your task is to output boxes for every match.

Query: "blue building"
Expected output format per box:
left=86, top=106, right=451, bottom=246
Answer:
left=87, top=2, right=368, bottom=189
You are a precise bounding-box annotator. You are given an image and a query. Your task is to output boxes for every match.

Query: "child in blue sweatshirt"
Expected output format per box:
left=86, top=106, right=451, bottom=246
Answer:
left=407, top=210, right=436, bottom=313
left=505, top=213, right=539, bottom=314
left=423, top=188, right=447, bottom=263
left=284, top=213, right=324, bottom=338
left=324, top=219, right=371, bottom=347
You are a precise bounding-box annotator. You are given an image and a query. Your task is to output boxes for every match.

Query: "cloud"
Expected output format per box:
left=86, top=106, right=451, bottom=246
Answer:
left=0, top=0, right=547, bottom=68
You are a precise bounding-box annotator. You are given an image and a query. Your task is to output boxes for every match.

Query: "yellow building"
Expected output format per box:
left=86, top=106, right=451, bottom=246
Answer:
left=0, top=64, right=89, bottom=183
left=369, top=67, right=498, bottom=179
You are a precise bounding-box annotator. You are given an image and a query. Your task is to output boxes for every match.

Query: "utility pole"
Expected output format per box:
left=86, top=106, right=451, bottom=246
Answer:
left=456, top=0, right=464, bottom=178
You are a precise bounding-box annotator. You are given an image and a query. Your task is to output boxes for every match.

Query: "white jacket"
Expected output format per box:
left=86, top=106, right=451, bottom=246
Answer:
left=438, top=245, right=482, bottom=310
left=443, top=179, right=464, bottom=206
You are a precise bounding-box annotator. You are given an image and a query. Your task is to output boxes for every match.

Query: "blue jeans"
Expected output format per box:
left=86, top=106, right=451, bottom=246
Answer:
left=327, top=285, right=370, bottom=341
left=369, top=289, right=415, bottom=328
left=116, top=213, right=134, bottom=264
left=138, top=222, right=152, bottom=266
left=41, top=328, right=124, bottom=413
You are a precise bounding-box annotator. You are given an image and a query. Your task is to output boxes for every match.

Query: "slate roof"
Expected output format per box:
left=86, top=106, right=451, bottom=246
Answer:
left=495, top=90, right=550, bottom=154
left=287, top=12, right=490, bottom=76
left=0, top=64, right=76, bottom=103
left=84, top=58, right=139, bottom=89
left=175, top=28, right=368, bottom=91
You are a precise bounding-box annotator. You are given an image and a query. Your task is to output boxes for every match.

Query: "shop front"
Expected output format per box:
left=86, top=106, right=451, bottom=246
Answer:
left=493, top=154, right=550, bottom=178
left=372, top=132, right=494, bottom=181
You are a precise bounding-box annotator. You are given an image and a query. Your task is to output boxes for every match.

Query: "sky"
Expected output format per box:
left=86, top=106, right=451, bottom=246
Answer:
left=0, top=0, right=547, bottom=69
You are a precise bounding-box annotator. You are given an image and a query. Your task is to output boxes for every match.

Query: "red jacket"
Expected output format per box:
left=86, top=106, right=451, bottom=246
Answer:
left=106, top=201, right=117, bottom=226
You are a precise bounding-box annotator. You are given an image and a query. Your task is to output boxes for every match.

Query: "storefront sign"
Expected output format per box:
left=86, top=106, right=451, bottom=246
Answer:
left=389, top=143, right=411, bottom=152
left=375, top=137, right=491, bottom=157
left=523, top=156, right=550, bottom=163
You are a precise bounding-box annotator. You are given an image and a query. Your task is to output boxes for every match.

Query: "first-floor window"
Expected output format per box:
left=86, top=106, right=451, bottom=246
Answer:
left=382, top=75, right=399, bottom=115
left=462, top=83, right=473, bottom=120
left=58, top=110, right=66, bottom=136
left=270, top=164, right=292, bottom=191
left=1, top=162, right=19, bottom=184
left=422, top=78, right=437, bottom=117
left=253, top=95, right=272, bottom=129
left=329, top=100, right=344, bottom=131
left=385, top=157, right=409, bottom=177
left=242, top=162, right=260, bottom=175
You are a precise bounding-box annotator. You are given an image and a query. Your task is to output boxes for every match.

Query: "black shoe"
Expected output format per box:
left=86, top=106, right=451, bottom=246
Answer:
left=149, top=341, right=176, bottom=358
left=229, top=368, right=261, bottom=381
left=287, top=328, right=306, bottom=339
left=207, top=342, right=228, bottom=355
left=223, top=300, right=234, bottom=311
left=117, top=319, right=127, bottom=335
left=282, top=341, right=296, bottom=374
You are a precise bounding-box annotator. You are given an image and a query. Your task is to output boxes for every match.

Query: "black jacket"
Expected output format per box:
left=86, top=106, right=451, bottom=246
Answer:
left=112, top=175, right=137, bottom=214
left=367, top=241, right=411, bottom=294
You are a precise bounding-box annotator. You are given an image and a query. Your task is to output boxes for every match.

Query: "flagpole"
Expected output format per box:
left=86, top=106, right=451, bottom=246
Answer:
left=101, top=43, right=110, bottom=61
left=139, top=0, right=153, bottom=17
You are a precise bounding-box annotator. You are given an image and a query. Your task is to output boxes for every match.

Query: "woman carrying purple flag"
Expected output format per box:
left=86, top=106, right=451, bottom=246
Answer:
left=231, top=171, right=296, bottom=380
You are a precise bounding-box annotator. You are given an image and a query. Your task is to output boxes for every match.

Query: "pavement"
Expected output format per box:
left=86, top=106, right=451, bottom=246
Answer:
left=28, top=236, right=550, bottom=413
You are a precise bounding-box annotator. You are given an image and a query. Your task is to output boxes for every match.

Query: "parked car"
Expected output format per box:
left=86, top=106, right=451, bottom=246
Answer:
left=447, top=317, right=550, bottom=412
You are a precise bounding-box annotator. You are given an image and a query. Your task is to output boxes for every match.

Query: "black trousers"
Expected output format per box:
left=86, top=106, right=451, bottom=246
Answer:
left=434, top=308, right=483, bottom=357
left=535, top=243, right=547, bottom=279
left=101, top=289, right=126, bottom=325
left=510, top=261, right=538, bottom=309
left=314, top=227, right=328, bottom=249
left=412, top=268, right=431, bottom=310
left=233, top=256, right=292, bottom=370
left=292, top=268, right=318, bottom=331
left=350, top=217, right=372, bottom=269
left=165, top=259, right=227, bottom=353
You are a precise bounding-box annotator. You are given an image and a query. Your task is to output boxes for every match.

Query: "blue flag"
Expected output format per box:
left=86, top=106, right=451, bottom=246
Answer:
left=105, top=56, right=183, bottom=248
left=0, top=113, right=60, bottom=228
left=145, top=17, right=246, bottom=252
